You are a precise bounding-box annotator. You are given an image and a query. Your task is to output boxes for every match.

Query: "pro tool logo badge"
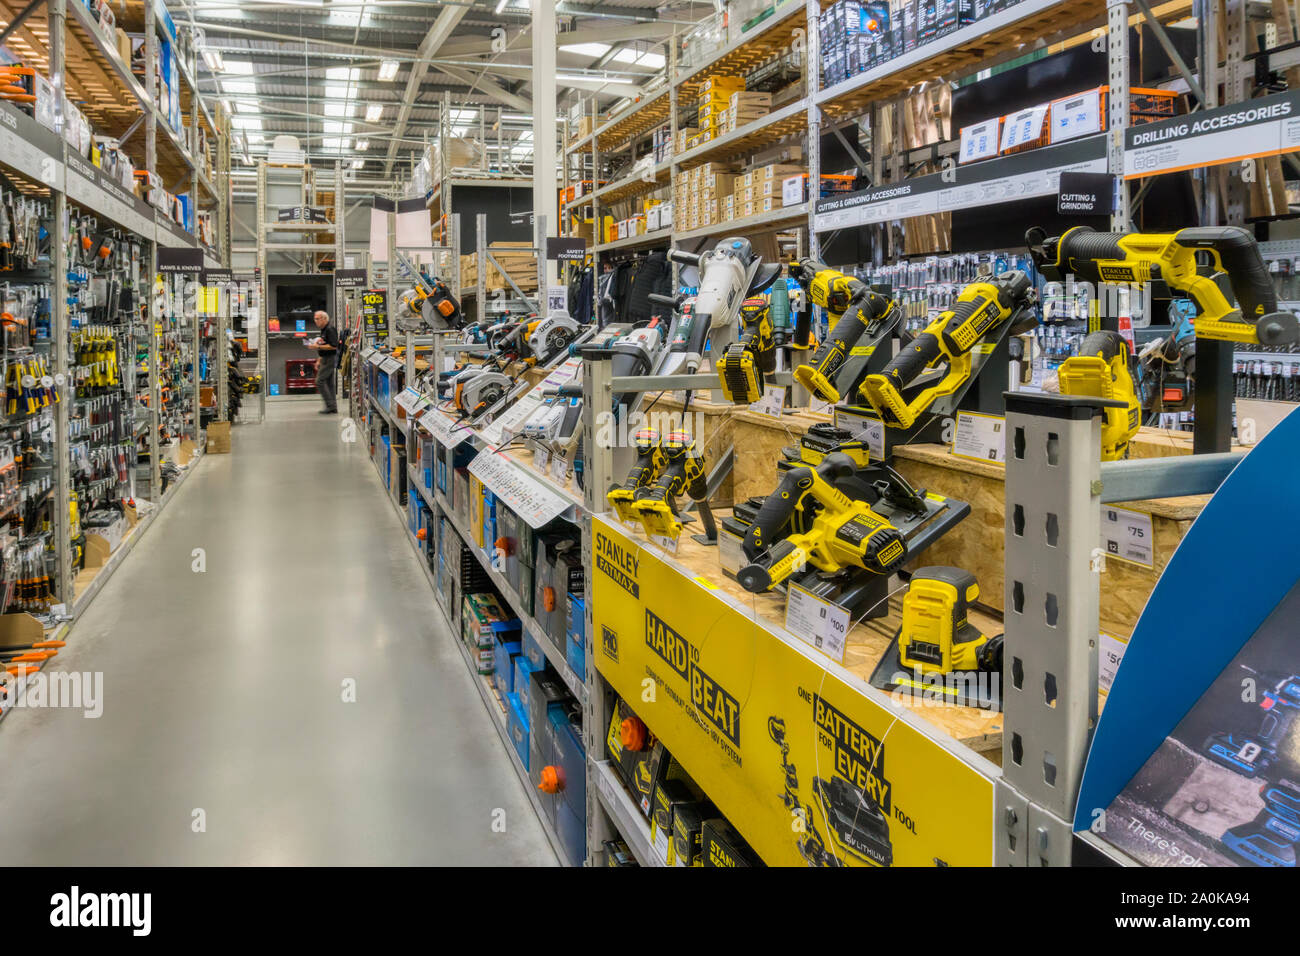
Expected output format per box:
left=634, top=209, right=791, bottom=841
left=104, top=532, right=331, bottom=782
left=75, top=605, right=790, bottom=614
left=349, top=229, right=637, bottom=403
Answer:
left=601, top=625, right=619, bottom=662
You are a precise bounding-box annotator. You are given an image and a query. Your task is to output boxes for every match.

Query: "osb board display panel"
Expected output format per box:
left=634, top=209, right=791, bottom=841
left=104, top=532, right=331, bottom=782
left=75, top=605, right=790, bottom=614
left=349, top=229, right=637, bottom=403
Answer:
left=664, top=521, right=1005, bottom=757
left=731, top=410, right=1209, bottom=639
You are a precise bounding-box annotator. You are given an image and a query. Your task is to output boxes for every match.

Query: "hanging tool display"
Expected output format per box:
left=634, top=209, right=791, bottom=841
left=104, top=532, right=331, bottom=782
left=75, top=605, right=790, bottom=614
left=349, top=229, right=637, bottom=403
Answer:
left=1138, top=298, right=1197, bottom=417
left=606, top=427, right=665, bottom=523
left=1026, top=225, right=1300, bottom=346
left=715, top=295, right=777, bottom=405
left=629, top=431, right=716, bottom=544
left=859, top=270, right=1038, bottom=429
left=788, top=257, right=900, bottom=404
left=1056, top=330, right=1141, bottom=460
left=394, top=269, right=463, bottom=333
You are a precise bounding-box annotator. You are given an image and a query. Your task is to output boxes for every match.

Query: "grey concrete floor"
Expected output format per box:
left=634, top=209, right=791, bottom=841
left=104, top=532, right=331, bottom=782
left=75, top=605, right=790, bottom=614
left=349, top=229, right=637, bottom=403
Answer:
left=0, top=397, right=558, bottom=866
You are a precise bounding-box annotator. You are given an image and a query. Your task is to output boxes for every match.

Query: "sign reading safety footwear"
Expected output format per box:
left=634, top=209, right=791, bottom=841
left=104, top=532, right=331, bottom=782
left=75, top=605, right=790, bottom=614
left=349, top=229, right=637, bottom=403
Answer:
left=591, top=517, right=995, bottom=867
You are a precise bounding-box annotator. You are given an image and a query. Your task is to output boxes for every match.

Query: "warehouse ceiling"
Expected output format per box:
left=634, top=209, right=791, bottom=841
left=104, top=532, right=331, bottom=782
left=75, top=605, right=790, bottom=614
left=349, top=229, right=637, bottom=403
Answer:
left=178, top=0, right=712, bottom=179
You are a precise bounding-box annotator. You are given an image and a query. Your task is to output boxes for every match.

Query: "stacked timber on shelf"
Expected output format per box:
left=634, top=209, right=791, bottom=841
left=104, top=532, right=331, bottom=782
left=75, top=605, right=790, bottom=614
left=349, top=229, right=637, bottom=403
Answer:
left=461, top=242, right=538, bottom=294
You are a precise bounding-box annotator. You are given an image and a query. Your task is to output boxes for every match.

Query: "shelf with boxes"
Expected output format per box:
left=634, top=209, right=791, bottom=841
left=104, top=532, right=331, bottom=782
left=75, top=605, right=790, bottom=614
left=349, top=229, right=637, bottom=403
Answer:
left=815, top=0, right=1111, bottom=118
left=673, top=0, right=812, bottom=97
left=357, top=359, right=595, bottom=866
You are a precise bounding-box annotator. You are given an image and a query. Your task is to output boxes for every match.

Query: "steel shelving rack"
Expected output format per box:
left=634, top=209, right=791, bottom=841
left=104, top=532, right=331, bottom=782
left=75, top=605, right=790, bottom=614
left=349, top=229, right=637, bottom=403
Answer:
left=0, top=0, right=229, bottom=635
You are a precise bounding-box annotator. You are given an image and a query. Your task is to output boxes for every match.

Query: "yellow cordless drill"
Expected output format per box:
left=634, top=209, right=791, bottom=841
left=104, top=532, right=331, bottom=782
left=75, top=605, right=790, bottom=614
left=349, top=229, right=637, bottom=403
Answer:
left=738, top=452, right=906, bottom=594
left=860, top=270, right=1037, bottom=428
left=1057, top=330, right=1141, bottom=460
left=606, top=428, right=664, bottom=523
left=715, top=295, right=777, bottom=404
left=1027, top=225, right=1299, bottom=346
left=896, top=567, right=1002, bottom=674
left=630, top=431, right=714, bottom=541
left=788, top=257, right=898, bottom=403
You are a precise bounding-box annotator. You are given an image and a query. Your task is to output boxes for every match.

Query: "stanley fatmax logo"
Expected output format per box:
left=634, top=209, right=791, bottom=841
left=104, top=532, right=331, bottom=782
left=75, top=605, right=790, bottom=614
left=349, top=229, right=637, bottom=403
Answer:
left=645, top=609, right=740, bottom=747
left=814, top=694, right=890, bottom=813
left=595, top=529, right=639, bottom=598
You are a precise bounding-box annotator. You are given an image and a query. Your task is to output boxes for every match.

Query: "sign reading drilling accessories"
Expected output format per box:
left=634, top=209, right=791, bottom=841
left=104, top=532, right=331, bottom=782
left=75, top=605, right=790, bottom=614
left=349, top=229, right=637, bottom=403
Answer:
left=1124, top=88, right=1300, bottom=178
left=590, top=517, right=995, bottom=867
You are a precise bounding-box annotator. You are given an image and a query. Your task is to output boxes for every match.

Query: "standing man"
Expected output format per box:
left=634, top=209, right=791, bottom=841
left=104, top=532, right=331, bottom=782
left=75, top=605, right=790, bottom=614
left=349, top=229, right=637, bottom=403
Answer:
left=306, top=310, right=340, bottom=414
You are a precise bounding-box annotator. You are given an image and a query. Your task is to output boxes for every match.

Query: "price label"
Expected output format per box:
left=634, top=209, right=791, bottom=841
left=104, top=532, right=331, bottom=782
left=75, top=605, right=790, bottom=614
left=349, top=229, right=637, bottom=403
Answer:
left=784, top=583, right=849, bottom=663
left=833, top=406, right=885, bottom=461
left=469, top=448, right=572, bottom=528
left=748, top=387, right=784, bottom=418
left=960, top=118, right=1001, bottom=164
left=380, top=357, right=403, bottom=374
left=394, top=387, right=424, bottom=415
left=417, top=407, right=476, bottom=449
left=718, top=527, right=743, bottom=575
left=951, top=411, right=1006, bottom=464
left=1098, top=631, right=1130, bottom=695
left=550, top=451, right=569, bottom=484
left=648, top=532, right=679, bottom=554
left=1100, top=504, right=1153, bottom=568
left=1000, top=105, right=1048, bottom=152
left=533, top=445, right=551, bottom=473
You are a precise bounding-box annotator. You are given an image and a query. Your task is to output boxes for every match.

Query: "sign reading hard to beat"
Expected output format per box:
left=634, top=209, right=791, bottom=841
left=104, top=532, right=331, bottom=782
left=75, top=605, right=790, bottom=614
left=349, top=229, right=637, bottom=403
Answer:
left=590, top=517, right=995, bottom=867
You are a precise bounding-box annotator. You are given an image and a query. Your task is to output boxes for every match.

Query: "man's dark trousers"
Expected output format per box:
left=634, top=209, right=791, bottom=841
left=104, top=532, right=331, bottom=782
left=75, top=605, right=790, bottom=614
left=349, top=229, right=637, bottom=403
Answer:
left=316, top=353, right=338, bottom=412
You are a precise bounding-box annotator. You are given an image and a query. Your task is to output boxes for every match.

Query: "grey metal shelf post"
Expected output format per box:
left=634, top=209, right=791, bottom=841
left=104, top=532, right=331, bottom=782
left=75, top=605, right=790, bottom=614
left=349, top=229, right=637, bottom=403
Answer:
left=996, top=393, right=1106, bottom=866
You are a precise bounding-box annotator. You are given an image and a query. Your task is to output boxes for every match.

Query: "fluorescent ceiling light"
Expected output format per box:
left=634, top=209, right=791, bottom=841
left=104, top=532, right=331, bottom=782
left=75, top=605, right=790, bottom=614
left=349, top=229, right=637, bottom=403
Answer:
left=560, top=42, right=610, bottom=58
left=352, top=159, right=365, bottom=169
left=555, top=74, right=639, bottom=88
left=201, top=49, right=225, bottom=72
left=378, top=60, right=399, bottom=81
left=365, top=104, right=383, bottom=123
left=356, top=139, right=370, bottom=151
left=614, top=48, right=665, bottom=69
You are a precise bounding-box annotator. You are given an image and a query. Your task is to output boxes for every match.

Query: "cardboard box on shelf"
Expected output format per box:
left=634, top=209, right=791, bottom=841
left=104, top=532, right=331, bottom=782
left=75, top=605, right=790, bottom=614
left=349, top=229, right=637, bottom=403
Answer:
left=782, top=174, right=806, bottom=206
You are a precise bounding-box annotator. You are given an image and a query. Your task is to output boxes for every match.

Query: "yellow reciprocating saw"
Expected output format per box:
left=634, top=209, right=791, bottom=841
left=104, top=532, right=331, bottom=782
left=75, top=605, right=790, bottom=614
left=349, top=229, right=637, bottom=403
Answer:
left=606, top=427, right=663, bottom=522
left=860, top=270, right=1037, bottom=429
left=715, top=295, right=776, bottom=404
left=1026, top=225, right=1300, bottom=346
left=1057, top=330, right=1141, bottom=460
left=737, top=452, right=907, bottom=594
left=788, top=257, right=898, bottom=403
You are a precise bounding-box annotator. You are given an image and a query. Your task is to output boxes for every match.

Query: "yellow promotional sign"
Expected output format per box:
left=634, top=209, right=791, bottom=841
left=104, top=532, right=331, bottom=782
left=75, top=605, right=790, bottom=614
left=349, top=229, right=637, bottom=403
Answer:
left=592, top=517, right=995, bottom=867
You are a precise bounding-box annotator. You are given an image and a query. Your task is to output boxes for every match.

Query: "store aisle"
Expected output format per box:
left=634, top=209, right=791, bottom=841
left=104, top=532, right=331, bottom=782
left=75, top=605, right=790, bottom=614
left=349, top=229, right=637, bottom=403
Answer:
left=0, top=400, right=557, bottom=866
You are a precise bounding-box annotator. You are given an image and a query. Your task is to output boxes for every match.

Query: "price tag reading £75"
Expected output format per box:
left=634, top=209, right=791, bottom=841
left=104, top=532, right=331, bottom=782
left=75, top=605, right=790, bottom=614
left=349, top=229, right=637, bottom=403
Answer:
left=784, top=583, right=850, bottom=663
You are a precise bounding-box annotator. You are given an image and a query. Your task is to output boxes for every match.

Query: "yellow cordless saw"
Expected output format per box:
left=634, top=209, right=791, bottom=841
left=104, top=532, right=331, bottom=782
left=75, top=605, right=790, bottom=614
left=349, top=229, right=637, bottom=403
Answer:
left=859, top=270, right=1038, bottom=429
left=787, top=257, right=900, bottom=404
left=1026, top=225, right=1299, bottom=346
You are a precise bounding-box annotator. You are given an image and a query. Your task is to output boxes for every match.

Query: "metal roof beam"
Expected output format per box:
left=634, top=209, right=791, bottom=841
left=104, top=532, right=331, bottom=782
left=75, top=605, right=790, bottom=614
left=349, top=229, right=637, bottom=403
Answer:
left=383, top=3, right=471, bottom=175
